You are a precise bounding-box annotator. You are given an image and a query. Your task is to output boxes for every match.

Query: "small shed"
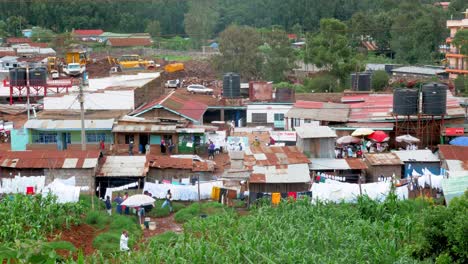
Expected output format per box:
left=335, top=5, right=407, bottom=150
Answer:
left=309, top=158, right=368, bottom=183
left=0, top=150, right=99, bottom=191
left=96, top=156, right=148, bottom=197
left=295, top=125, right=337, bottom=158
left=245, top=146, right=311, bottom=193
left=438, top=145, right=468, bottom=177
left=364, top=153, right=403, bottom=182
left=392, top=150, right=440, bottom=178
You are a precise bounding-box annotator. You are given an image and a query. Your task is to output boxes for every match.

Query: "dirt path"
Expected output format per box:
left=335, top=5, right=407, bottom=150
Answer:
left=49, top=223, right=102, bottom=257
left=142, top=214, right=183, bottom=239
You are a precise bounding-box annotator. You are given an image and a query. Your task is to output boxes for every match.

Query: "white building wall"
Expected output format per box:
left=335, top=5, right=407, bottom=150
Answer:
left=246, top=104, right=292, bottom=124
left=44, top=90, right=135, bottom=110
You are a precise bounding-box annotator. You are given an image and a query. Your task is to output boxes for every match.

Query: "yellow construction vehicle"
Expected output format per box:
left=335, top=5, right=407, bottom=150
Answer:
left=47, top=57, right=60, bottom=79
left=109, top=54, right=156, bottom=71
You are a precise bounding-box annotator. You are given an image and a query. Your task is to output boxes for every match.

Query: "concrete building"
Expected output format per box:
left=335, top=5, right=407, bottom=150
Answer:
left=246, top=103, right=293, bottom=129
left=446, top=9, right=468, bottom=79
left=295, top=125, right=337, bottom=158
left=285, top=101, right=349, bottom=130
left=309, top=158, right=368, bottom=183
left=22, top=119, right=114, bottom=151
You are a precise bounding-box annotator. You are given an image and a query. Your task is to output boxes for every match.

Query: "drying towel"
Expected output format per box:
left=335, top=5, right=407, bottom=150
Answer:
left=211, top=187, right=220, bottom=201
left=287, top=192, right=297, bottom=200
left=272, top=193, right=281, bottom=205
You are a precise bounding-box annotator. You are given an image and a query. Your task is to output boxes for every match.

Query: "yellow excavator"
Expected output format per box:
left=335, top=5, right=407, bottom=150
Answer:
left=108, top=54, right=156, bottom=72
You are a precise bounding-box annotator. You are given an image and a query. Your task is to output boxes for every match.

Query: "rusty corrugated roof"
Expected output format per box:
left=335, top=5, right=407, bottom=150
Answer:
left=148, top=155, right=215, bottom=172
left=364, top=153, right=403, bottom=166
left=345, top=158, right=368, bottom=169
left=438, top=145, right=468, bottom=161
left=97, top=156, right=148, bottom=177
left=0, top=150, right=99, bottom=169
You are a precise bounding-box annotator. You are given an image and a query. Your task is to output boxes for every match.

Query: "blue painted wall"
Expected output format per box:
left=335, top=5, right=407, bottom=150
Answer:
left=10, top=128, right=29, bottom=151
left=404, top=162, right=441, bottom=178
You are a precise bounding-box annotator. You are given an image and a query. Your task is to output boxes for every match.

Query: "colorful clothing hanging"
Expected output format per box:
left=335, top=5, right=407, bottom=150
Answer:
left=211, top=186, right=221, bottom=201
left=271, top=193, right=281, bottom=205
left=287, top=192, right=297, bottom=200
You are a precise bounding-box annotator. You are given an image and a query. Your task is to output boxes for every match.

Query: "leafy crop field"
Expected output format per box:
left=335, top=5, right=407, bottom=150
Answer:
left=103, top=192, right=467, bottom=264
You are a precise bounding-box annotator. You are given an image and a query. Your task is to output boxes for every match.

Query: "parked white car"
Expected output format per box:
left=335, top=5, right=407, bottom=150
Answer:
left=165, top=80, right=178, bottom=88
left=187, top=84, right=213, bottom=94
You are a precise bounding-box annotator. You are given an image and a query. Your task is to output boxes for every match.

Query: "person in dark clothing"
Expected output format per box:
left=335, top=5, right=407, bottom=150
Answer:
left=113, top=193, right=123, bottom=214
left=105, top=196, right=112, bottom=216
left=160, top=139, right=166, bottom=154
left=161, top=190, right=173, bottom=212
left=129, top=141, right=134, bottom=156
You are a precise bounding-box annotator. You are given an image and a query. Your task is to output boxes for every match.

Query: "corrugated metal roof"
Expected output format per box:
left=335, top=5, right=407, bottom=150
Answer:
left=364, top=153, right=403, bottom=166
left=107, top=38, right=152, bottom=47
left=73, top=29, right=104, bottom=36
left=309, top=159, right=349, bottom=170
left=245, top=146, right=310, bottom=166
left=25, top=119, right=114, bottom=131
left=391, top=66, right=446, bottom=75
left=438, top=145, right=468, bottom=161
left=333, top=122, right=394, bottom=131
left=250, top=163, right=310, bottom=183
left=97, top=156, right=148, bottom=177
left=445, top=160, right=468, bottom=172
left=346, top=158, right=368, bottom=169
left=285, top=101, right=349, bottom=122
left=392, top=150, right=440, bottom=162
left=147, top=155, right=215, bottom=172
left=0, top=150, right=99, bottom=169
left=342, top=91, right=463, bottom=122
left=132, top=91, right=208, bottom=122
left=295, top=126, right=337, bottom=139
left=112, top=124, right=177, bottom=133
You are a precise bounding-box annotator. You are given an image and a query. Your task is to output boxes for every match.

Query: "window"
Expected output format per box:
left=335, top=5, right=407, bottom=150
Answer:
left=304, top=119, right=311, bottom=123
left=86, top=132, right=108, bottom=143
left=125, top=135, right=134, bottom=144
left=32, top=132, right=57, bottom=144
left=293, top=118, right=301, bottom=127
left=251, top=113, right=267, bottom=123
left=274, top=113, right=284, bottom=121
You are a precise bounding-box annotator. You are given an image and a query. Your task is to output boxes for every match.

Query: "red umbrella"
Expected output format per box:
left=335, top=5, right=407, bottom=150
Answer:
left=368, top=131, right=389, bottom=143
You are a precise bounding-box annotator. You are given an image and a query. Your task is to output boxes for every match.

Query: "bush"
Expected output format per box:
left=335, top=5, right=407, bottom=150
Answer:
left=303, top=74, right=339, bottom=92
left=174, top=202, right=228, bottom=223
left=85, top=211, right=109, bottom=229
left=371, top=70, right=389, bottom=91
left=147, top=200, right=186, bottom=218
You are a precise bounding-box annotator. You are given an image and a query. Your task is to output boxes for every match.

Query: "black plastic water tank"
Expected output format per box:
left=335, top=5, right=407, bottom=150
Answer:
left=29, top=67, right=47, bottom=86
left=9, top=68, right=27, bottom=86
left=351, top=72, right=372, bottom=91
left=422, top=83, right=447, bottom=115
left=393, top=88, right=419, bottom=115
left=275, top=88, right=295, bottom=103
left=223, top=73, right=241, bottom=98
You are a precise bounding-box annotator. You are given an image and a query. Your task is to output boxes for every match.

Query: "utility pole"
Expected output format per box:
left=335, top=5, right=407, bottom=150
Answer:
left=79, top=71, right=87, bottom=151
left=26, top=65, right=30, bottom=120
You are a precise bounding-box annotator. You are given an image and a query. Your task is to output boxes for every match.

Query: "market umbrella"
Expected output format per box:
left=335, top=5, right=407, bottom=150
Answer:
left=368, top=130, right=390, bottom=143
left=449, top=136, right=468, bottom=147
left=336, top=135, right=361, bottom=145
left=395, top=134, right=420, bottom=144
left=120, top=194, right=155, bottom=207
left=351, top=128, right=375, bottom=137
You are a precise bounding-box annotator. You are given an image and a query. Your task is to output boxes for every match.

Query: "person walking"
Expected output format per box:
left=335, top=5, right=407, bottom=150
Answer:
left=105, top=195, right=112, bottom=216
left=114, top=193, right=123, bottom=214
left=168, top=141, right=175, bottom=154
left=120, top=230, right=130, bottom=252
left=129, top=141, right=134, bottom=156
left=123, top=192, right=130, bottom=215
left=208, top=140, right=215, bottom=160
left=161, top=189, right=173, bottom=212
left=137, top=205, right=145, bottom=225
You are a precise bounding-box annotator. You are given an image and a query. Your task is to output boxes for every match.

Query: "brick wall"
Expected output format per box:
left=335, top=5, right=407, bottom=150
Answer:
left=134, top=75, right=165, bottom=109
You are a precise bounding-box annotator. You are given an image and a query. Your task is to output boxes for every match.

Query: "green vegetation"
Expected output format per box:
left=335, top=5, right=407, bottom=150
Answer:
left=0, top=194, right=84, bottom=243
left=146, top=199, right=186, bottom=218
left=85, top=211, right=110, bottom=229
left=453, top=29, right=468, bottom=56
left=371, top=70, right=390, bottom=91
left=302, top=73, right=339, bottom=93
left=174, top=202, right=231, bottom=223
left=93, top=214, right=142, bottom=254
left=84, top=192, right=467, bottom=263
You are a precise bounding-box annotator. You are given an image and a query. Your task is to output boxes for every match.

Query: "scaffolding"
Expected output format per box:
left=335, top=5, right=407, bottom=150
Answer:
left=393, top=114, right=445, bottom=148
left=5, top=79, right=75, bottom=105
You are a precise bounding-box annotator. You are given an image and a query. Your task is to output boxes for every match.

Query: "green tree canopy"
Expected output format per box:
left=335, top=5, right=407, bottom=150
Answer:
left=452, top=29, right=468, bottom=56
left=184, top=0, right=219, bottom=48
left=305, top=18, right=360, bottom=85
left=261, top=30, right=297, bottom=82
left=371, top=70, right=389, bottom=91
left=215, top=24, right=263, bottom=80
left=145, top=20, right=161, bottom=38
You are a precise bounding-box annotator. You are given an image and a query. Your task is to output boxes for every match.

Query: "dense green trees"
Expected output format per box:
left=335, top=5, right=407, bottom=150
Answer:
left=371, top=70, right=390, bottom=91
left=184, top=0, right=219, bottom=48
left=453, top=29, right=468, bottom=56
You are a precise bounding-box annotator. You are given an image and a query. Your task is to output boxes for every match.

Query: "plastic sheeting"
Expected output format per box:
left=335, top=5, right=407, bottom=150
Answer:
left=0, top=176, right=45, bottom=194
left=42, top=177, right=80, bottom=203
left=143, top=181, right=223, bottom=201
left=311, top=180, right=408, bottom=203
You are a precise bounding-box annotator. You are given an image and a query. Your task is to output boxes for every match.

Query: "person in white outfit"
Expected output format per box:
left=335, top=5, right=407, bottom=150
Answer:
left=120, top=230, right=129, bottom=252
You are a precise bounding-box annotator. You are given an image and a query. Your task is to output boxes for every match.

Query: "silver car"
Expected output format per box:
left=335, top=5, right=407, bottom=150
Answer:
left=187, top=84, right=213, bottom=94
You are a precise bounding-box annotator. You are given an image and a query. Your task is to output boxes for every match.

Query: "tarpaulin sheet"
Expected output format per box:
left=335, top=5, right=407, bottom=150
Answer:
left=143, top=181, right=222, bottom=201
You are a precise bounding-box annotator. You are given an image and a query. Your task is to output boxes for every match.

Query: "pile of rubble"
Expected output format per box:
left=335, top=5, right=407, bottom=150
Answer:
left=86, top=58, right=113, bottom=78
left=183, top=60, right=217, bottom=78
